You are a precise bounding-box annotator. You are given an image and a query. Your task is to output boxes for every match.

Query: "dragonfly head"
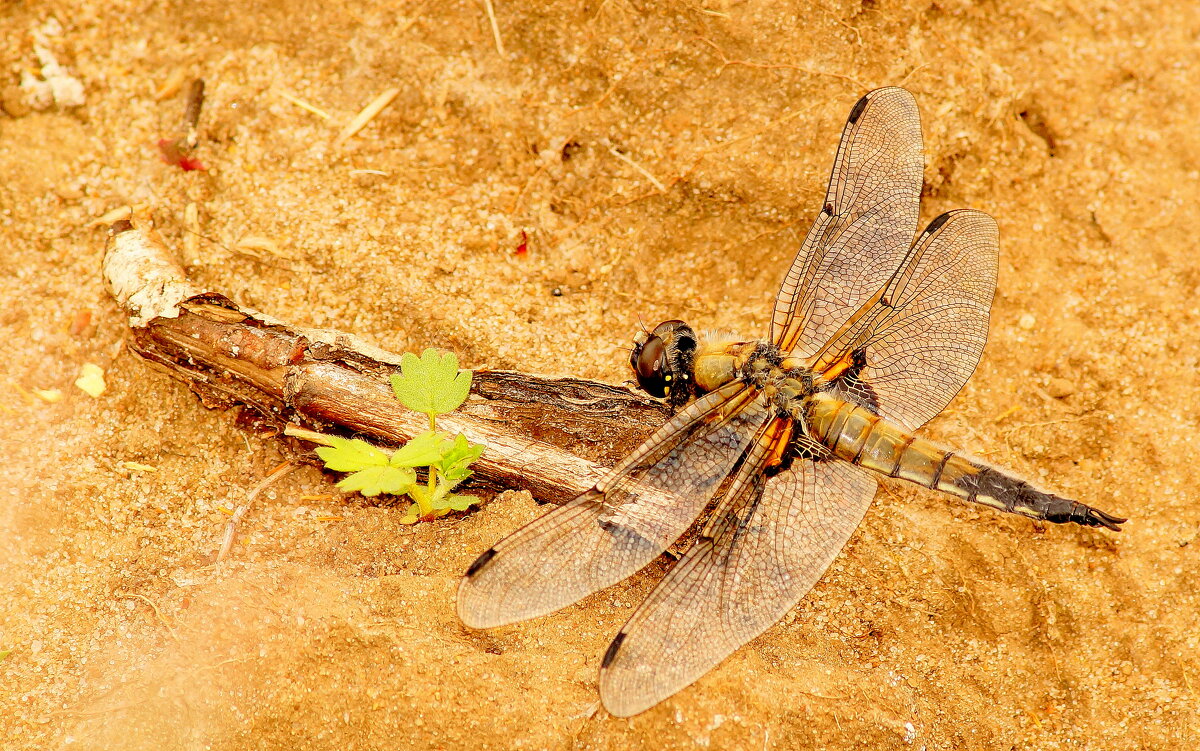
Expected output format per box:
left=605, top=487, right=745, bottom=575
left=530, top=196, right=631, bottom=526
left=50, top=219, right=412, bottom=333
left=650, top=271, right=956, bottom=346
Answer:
left=630, top=320, right=697, bottom=405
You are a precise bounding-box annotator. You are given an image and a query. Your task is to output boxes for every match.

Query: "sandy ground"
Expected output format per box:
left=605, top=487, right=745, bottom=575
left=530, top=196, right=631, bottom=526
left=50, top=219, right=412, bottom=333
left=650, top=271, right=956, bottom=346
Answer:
left=3, top=0, right=1199, bottom=748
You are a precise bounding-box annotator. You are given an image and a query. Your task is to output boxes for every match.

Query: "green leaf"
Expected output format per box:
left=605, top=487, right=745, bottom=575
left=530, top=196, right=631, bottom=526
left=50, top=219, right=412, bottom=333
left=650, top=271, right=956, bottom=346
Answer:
left=315, top=436, right=390, bottom=472
left=440, top=466, right=473, bottom=491
left=441, top=493, right=480, bottom=512
left=336, top=466, right=416, bottom=497
left=435, top=434, right=485, bottom=489
left=0, top=648, right=10, bottom=661
left=389, top=430, right=450, bottom=467
left=390, top=348, right=473, bottom=417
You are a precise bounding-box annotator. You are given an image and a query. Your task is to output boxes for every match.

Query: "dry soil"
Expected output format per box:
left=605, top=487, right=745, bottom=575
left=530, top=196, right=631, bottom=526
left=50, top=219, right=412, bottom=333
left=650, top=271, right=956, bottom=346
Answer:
left=2, top=0, right=1199, bottom=749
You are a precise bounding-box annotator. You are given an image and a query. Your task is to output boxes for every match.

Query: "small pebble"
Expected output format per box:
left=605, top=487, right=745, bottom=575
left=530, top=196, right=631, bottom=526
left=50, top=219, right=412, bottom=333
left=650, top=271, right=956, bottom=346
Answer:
left=55, top=182, right=84, bottom=201
left=1046, top=377, right=1076, bottom=398
left=0, top=86, right=30, bottom=117
left=69, top=309, right=93, bottom=337
left=1018, top=313, right=1036, bottom=330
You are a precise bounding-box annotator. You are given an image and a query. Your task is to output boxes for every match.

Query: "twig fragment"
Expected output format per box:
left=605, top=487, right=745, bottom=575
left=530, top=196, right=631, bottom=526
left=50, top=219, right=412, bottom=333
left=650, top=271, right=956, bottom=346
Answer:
left=217, top=462, right=298, bottom=562
left=336, top=88, right=401, bottom=146
left=101, top=222, right=670, bottom=510
left=695, top=36, right=867, bottom=89
left=182, top=78, right=205, bottom=148
left=114, top=590, right=179, bottom=641
left=606, top=143, right=667, bottom=193
left=89, top=203, right=151, bottom=228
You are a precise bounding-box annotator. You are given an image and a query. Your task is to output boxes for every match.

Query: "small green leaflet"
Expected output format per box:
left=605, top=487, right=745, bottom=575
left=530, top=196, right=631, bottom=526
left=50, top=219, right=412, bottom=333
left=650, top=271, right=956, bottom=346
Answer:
left=389, top=430, right=449, bottom=467
left=337, top=465, right=417, bottom=497
left=436, top=434, right=486, bottom=489
left=409, top=484, right=433, bottom=508
left=315, top=435, right=390, bottom=472
left=439, top=493, right=479, bottom=512
left=390, top=348, right=472, bottom=417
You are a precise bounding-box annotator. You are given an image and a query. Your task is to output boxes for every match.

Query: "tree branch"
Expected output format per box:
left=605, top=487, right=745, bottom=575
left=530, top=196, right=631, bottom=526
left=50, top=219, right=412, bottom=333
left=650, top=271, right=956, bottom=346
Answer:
left=102, top=220, right=668, bottom=505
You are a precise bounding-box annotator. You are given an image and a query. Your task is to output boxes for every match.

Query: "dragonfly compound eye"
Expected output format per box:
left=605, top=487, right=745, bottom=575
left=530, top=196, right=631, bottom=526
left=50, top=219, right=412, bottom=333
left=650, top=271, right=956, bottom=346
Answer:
left=632, top=335, right=670, bottom=397
left=630, top=320, right=697, bottom=400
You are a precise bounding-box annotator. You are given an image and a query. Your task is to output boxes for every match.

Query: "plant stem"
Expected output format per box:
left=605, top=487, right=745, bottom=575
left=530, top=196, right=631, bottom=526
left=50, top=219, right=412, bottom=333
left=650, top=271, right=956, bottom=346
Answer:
left=424, top=411, right=438, bottom=518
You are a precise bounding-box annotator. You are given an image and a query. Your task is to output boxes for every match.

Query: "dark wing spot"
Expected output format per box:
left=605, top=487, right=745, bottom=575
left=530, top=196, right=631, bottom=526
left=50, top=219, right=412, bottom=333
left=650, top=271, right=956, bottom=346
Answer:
left=926, top=212, right=953, bottom=234
left=848, top=94, right=870, bottom=125
left=823, top=202, right=835, bottom=216
left=465, top=547, right=498, bottom=578
left=601, top=631, right=627, bottom=669
left=784, top=440, right=826, bottom=463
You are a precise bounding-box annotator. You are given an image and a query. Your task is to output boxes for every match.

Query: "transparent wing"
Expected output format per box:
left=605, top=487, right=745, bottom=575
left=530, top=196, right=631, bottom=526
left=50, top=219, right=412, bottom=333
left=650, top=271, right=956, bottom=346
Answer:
left=771, top=87, right=924, bottom=358
left=599, top=447, right=877, bottom=717
left=457, top=382, right=774, bottom=629
left=815, top=209, right=999, bottom=430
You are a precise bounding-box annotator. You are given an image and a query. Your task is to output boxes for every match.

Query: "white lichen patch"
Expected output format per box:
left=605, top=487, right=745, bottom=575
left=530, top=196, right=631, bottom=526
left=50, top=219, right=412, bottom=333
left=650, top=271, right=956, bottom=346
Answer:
left=20, top=18, right=86, bottom=109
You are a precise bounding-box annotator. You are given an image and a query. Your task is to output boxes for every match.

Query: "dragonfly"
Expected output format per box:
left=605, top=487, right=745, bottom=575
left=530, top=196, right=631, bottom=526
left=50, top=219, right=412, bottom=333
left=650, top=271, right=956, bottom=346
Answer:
left=457, top=87, right=1125, bottom=717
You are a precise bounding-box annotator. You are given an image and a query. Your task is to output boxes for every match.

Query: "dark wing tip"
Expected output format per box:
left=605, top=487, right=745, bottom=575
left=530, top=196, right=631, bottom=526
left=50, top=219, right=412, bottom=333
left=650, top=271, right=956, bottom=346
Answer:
left=464, top=547, right=498, bottom=578
left=600, top=631, right=627, bottom=670
left=925, top=211, right=953, bottom=234
left=847, top=94, right=870, bottom=125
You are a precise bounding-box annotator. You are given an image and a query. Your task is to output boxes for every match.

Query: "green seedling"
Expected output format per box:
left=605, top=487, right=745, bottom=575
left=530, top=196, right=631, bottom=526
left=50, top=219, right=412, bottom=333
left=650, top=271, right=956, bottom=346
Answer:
left=286, top=349, right=485, bottom=524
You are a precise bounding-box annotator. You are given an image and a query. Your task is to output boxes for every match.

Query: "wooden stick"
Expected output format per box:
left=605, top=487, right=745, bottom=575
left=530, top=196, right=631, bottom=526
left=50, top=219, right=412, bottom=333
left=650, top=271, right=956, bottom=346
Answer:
left=101, top=220, right=668, bottom=506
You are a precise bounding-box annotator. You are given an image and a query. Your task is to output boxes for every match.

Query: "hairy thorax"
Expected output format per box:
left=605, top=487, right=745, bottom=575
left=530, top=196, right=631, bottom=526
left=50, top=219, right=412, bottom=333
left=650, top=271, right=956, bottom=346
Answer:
left=694, top=339, right=817, bottom=411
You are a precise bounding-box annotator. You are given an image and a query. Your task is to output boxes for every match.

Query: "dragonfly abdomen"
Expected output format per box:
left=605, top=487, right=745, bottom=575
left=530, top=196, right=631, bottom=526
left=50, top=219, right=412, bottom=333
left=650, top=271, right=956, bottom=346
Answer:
left=804, top=392, right=936, bottom=479
left=803, top=393, right=1124, bottom=531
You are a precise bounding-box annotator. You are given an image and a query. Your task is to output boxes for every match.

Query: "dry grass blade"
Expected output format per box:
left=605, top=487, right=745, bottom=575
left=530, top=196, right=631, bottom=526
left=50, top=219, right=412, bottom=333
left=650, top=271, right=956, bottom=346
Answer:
left=336, top=87, right=401, bottom=146
left=483, top=0, right=505, bottom=56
